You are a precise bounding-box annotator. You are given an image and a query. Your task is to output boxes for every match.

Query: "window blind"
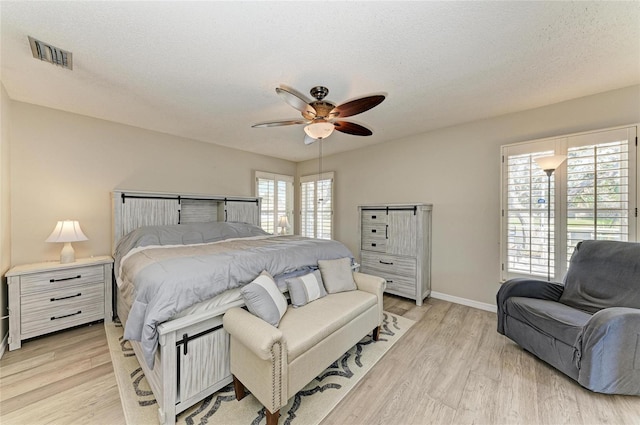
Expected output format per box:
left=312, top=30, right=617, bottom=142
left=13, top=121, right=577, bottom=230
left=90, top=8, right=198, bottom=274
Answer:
left=505, top=149, right=556, bottom=277
left=501, top=126, right=637, bottom=281
left=255, top=171, right=293, bottom=234
left=301, top=172, right=334, bottom=239
left=566, top=133, right=631, bottom=266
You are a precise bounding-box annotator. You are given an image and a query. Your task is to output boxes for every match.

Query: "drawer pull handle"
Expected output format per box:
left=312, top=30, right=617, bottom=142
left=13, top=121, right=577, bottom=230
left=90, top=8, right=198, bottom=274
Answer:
left=51, top=293, right=81, bottom=302
left=371, top=229, right=377, bottom=233
left=51, top=311, right=81, bottom=321
left=50, top=275, right=81, bottom=283
left=380, top=260, right=394, bottom=265
left=372, top=215, right=377, bottom=219
left=387, top=280, right=393, bottom=283
left=385, top=225, right=389, bottom=239
left=371, top=243, right=377, bottom=247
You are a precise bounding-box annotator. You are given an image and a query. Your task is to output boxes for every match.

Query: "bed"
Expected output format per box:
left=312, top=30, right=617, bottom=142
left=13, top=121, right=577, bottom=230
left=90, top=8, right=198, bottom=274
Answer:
left=111, top=190, right=353, bottom=425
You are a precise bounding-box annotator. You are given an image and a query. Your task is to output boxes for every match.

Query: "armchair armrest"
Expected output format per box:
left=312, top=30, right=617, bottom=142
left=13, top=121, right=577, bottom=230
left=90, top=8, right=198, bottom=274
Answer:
left=223, top=307, right=283, bottom=361
left=496, top=278, right=564, bottom=334
left=353, top=272, right=386, bottom=325
left=578, top=307, right=640, bottom=395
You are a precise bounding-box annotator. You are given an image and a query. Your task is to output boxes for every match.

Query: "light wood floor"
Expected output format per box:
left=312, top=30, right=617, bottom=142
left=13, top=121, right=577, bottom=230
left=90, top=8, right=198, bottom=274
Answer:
left=0, top=322, right=125, bottom=425
left=324, top=296, right=640, bottom=425
left=1, top=296, right=638, bottom=425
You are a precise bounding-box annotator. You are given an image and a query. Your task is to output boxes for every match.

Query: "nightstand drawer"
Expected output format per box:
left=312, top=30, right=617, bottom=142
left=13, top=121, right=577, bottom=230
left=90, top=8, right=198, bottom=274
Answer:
left=21, top=304, right=104, bottom=339
left=20, top=265, right=104, bottom=294
left=21, top=281, right=104, bottom=314
left=21, top=292, right=104, bottom=339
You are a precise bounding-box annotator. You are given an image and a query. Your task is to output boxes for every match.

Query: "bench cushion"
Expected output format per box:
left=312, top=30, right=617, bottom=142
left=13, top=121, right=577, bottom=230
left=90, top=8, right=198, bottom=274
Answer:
left=279, top=290, right=377, bottom=362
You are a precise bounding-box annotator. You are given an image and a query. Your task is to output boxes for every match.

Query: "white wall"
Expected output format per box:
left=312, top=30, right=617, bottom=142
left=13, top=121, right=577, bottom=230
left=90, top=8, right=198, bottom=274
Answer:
left=298, top=85, right=640, bottom=306
left=10, top=102, right=296, bottom=265
left=0, top=83, right=12, bottom=350
left=7, top=85, right=640, bottom=308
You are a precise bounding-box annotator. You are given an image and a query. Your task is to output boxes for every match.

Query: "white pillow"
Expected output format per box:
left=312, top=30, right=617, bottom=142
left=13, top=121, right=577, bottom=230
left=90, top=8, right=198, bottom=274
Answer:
left=286, top=270, right=327, bottom=307
left=240, top=271, right=288, bottom=327
left=318, top=257, right=357, bottom=294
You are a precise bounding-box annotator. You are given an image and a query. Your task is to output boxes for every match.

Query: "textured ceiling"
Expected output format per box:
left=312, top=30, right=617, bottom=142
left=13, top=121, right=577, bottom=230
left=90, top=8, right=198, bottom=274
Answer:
left=1, top=1, right=639, bottom=162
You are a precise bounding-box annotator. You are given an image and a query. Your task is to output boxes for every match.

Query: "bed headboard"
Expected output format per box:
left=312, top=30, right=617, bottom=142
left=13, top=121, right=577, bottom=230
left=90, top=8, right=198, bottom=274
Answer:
left=112, top=190, right=261, bottom=253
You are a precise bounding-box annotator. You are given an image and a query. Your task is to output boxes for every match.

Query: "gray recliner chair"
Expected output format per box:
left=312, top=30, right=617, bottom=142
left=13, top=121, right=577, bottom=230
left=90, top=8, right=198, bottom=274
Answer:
left=497, top=240, right=640, bottom=395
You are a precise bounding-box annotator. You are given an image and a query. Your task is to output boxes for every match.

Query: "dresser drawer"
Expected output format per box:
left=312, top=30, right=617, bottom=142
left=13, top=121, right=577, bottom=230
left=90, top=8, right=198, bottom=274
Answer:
left=361, top=210, right=387, bottom=225
left=360, top=252, right=416, bottom=278
left=381, top=273, right=416, bottom=297
left=362, top=223, right=387, bottom=238
left=361, top=237, right=386, bottom=252
left=20, top=265, right=104, bottom=294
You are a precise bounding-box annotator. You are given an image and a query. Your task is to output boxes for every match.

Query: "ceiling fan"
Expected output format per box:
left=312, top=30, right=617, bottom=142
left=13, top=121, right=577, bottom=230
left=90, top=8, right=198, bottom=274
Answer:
left=252, top=86, right=385, bottom=145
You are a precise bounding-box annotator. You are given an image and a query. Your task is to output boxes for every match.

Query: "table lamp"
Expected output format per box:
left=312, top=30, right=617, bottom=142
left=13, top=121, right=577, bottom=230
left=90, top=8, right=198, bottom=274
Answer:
left=278, top=216, right=290, bottom=235
left=46, top=220, right=88, bottom=263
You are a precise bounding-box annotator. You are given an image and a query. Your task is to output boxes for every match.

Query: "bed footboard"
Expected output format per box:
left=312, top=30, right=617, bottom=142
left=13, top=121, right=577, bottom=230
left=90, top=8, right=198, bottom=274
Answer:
left=116, top=291, right=243, bottom=425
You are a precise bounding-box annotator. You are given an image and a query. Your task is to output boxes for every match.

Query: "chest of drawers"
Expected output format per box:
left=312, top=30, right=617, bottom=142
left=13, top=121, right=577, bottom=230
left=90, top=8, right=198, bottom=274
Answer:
left=6, top=256, right=113, bottom=350
left=358, top=204, right=432, bottom=306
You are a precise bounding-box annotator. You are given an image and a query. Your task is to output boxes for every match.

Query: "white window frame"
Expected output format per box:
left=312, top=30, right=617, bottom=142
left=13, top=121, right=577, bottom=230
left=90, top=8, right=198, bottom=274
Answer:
left=255, top=171, right=294, bottom=235
left=500, top=125, right=638, bottom=282
left=300, top=172, right=334, bottom=239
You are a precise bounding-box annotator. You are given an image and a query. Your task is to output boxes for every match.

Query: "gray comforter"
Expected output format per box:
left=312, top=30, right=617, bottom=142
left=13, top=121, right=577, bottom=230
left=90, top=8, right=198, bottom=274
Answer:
left=119, top=234, right=353, bottom=368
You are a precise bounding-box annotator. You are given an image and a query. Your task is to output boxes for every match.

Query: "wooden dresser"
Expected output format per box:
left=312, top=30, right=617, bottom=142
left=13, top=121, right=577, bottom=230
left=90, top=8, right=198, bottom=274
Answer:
left=6, top=256, right=113, bottom=350
left=358, top=203, right=432, bottom=306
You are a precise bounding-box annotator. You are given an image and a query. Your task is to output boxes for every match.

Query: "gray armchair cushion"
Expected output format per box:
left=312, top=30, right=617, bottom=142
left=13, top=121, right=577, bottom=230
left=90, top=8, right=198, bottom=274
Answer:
left=506, top=297, right=592, bottom=346
left=559, top=240, right=640, bottom=313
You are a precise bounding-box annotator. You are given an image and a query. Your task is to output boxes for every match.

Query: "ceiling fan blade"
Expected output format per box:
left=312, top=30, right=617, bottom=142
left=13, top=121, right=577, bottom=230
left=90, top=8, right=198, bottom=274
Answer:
left=251, top=119, right=308, bottom=128
left=333, top=121, right=373, bottom=136
left=276, top=88, right=316, bottom=117
left=330, top=95, right=385, bottom=118
left=304, top=134, right=317, bottom=145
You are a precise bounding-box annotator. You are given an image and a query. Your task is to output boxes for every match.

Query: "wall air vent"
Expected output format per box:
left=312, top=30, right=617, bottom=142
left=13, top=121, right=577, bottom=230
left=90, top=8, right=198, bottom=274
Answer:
left=28, top=36, right=73, bottom=70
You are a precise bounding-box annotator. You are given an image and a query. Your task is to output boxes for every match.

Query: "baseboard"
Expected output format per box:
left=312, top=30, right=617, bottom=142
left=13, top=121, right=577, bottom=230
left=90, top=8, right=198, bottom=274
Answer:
left=430, top=291, right=497, bottom=313
left=0, top=332, right=8, bottom=360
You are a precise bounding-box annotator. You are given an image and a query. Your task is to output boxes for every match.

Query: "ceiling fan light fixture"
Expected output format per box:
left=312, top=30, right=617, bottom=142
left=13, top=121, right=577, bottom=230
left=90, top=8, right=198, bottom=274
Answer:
left=304, top=121, right=334, bottom=139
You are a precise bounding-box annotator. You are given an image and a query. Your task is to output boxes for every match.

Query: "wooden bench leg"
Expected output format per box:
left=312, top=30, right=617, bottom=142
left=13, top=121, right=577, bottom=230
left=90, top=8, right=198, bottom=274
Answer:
left=232, top=375, right=246, bottom=401
left=265, top=408, right=280, bottom=425
left=373, top=326, right=380, bottom=341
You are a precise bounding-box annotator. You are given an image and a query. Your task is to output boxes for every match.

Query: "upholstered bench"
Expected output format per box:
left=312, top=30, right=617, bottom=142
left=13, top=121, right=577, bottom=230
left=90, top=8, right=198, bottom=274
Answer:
left=223, top=270, right=385, bottom=425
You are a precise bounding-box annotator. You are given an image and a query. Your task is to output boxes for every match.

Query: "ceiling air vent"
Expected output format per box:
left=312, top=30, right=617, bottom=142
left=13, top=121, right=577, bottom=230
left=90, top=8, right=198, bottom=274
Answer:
left=28, top=36, right=73, bottom=70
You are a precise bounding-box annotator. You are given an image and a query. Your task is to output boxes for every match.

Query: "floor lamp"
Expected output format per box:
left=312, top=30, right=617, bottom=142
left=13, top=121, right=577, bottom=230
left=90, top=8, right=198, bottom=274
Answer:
left=533, top=155, right=567, bottom=282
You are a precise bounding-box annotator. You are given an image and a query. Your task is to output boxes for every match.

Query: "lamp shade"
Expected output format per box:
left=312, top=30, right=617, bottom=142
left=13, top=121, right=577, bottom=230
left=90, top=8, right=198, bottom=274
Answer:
left=534, top=155, right=567, bottom=172
left=304, top=121, right=334, bottom=139
left=45, top=220, right=88, bottom=243
left=278, top=216, right=290, bottom=228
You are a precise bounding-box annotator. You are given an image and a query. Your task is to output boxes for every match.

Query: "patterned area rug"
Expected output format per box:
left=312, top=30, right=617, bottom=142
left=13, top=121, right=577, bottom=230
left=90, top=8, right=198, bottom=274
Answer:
left=105, top=311, right=414, bottom=425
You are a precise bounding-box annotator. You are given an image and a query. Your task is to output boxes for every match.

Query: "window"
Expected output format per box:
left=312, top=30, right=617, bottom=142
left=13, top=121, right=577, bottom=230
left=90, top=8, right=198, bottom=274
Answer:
left=300, top=172, right=334, bottom=239
left=501, top=126, right=637, bottom=281
left=255, top=171, right=293, bottom=234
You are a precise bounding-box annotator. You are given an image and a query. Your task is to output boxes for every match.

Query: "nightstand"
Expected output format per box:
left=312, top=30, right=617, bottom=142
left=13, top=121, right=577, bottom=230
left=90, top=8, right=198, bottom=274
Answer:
left=6, top=256, right=113, bottom=350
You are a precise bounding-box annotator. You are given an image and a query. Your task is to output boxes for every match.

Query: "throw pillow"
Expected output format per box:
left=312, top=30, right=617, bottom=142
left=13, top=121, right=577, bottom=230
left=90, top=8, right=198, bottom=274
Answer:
left=240, top=271, right=288, bottom=327
left=286, top=270, right=327, bottom=307
left=318, top=257, right=357, bottom=294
